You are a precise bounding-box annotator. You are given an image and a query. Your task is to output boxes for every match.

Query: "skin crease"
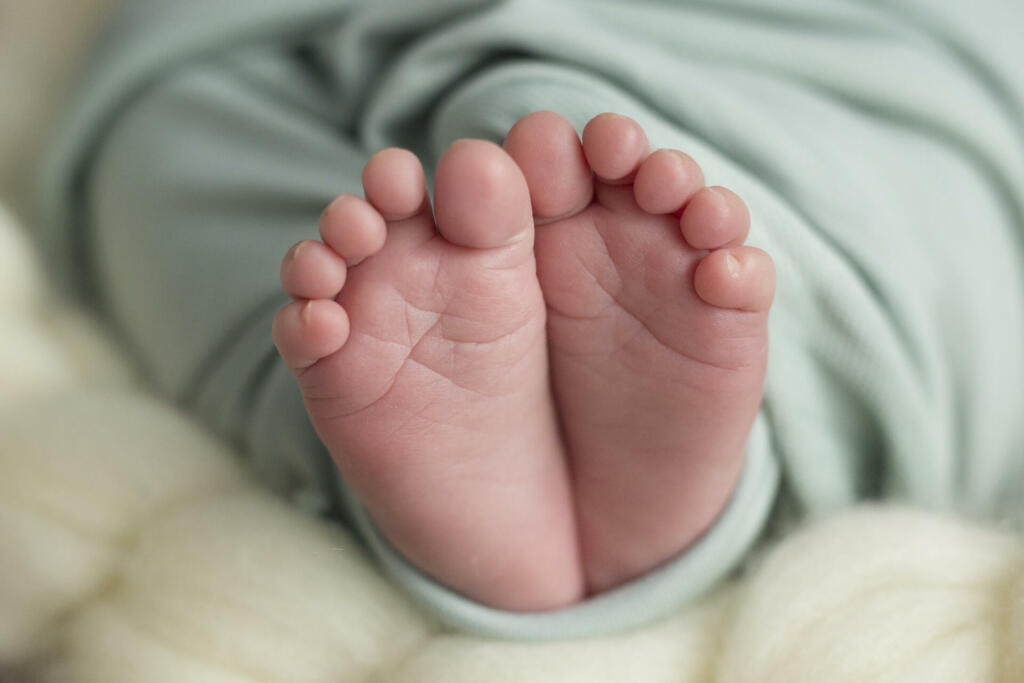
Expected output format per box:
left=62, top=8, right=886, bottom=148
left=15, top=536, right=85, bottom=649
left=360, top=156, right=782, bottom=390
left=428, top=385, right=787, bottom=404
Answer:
left=273, top=111, right=775, bottom=610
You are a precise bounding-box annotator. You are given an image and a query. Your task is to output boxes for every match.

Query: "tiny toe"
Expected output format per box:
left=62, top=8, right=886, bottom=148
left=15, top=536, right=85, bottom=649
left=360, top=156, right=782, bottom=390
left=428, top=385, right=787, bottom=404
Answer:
left=680, top=186, right=751, bottom=249
left=433, top=139, right=533, bottom=249
left=503, top=111, right=593, bottom=222
left=320, top=194, right=387, bottom=261
left=633, top=149, right=705, bottom=215
left=362, top=148, right=428, bottom=220
left=693, top=246, right=775, bottom=312
left=581, top=113, right=650, bottom=184
left=280, top=239, right=347, bottom=299
left=272, top=299, right=350, bottom=372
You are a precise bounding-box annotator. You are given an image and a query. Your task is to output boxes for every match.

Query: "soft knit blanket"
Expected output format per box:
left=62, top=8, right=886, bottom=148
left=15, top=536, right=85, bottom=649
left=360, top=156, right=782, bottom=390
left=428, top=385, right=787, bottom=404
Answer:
left=1, top=203, right=1023, bottom=681
left=34, top=0, right=1024, bottom=639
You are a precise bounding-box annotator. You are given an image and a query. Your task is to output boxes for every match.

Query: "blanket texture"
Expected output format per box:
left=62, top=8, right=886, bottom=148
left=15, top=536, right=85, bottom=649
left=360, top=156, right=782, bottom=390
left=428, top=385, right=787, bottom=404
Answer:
left=36, top=0, right=1024, bottom=638
left=1, top=203, right=1023, bottom=680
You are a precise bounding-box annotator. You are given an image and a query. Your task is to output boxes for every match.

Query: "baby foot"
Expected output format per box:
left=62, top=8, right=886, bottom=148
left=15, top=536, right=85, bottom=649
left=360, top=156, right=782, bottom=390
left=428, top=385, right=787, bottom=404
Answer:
left=272, top=141, right=583, bottom=610
left=505, top=112, right=775, bottom=593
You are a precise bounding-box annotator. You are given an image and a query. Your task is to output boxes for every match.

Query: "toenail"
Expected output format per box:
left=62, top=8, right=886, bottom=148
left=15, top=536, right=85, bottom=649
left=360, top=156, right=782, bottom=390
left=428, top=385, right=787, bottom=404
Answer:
left=724, top=252, right=741, bottom=277
left=301, top=299, right=315, bottom=325
left=707, top=186, right=727, bottom=204
left=289, top=241, right=307, bottom=261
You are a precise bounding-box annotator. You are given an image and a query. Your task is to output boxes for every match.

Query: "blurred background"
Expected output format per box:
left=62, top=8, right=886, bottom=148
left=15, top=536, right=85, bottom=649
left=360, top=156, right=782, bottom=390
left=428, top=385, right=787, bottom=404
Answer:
left=0, top=0, right=116, bottom=220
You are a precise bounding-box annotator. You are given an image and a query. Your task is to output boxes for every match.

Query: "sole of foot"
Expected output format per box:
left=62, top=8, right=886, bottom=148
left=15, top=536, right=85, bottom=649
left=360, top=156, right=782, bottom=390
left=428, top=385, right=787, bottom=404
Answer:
left=273, top=140, right=583, bottom=610
left=504, top=111, right=775, bottom=593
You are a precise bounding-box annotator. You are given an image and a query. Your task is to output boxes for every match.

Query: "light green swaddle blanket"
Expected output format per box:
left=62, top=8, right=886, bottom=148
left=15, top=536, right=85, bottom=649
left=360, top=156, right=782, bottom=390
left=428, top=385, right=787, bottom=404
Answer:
left=40, top=0, right=1024, bottom=639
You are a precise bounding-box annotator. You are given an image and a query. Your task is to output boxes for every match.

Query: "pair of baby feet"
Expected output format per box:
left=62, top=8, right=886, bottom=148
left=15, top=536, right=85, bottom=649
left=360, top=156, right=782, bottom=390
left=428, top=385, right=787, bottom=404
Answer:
left=272, top=112, right=774, bottom=611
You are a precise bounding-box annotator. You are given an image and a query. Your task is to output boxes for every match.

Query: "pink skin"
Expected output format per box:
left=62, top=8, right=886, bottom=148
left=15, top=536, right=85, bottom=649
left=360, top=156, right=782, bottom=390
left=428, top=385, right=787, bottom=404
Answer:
left=275, top=141, right=582, bottom=611
left=273, top=112, right=775, bottom=609
left=505, top=112, right=773, bottom=592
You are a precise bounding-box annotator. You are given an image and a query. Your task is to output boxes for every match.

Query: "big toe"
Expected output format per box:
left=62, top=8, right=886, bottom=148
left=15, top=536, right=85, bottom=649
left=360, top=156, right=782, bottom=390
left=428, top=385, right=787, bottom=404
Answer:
left=433, top=139, right=534, bottom=249
left=504, top=111, right=593, bottom=223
